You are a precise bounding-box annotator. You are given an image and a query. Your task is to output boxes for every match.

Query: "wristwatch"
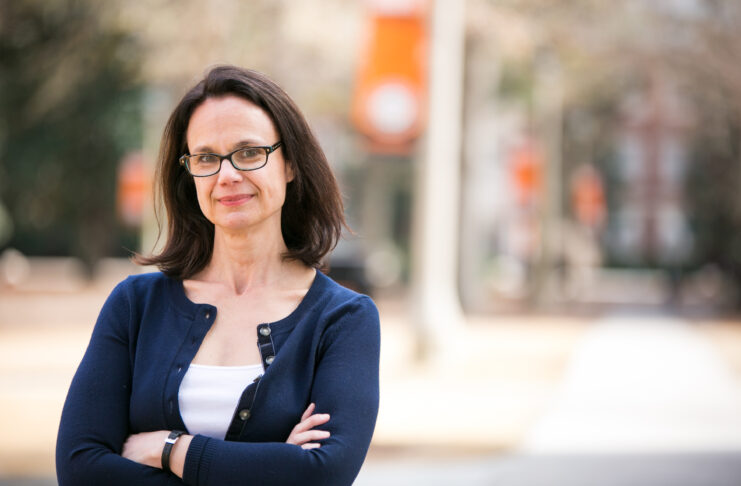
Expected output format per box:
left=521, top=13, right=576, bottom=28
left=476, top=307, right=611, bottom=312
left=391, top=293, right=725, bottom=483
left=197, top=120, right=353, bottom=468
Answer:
left=161, top=430, right=186, bottom=474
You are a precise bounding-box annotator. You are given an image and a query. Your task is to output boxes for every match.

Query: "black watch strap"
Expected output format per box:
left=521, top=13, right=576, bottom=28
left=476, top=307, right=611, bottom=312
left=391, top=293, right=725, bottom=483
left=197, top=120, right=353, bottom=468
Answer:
left=161, top=430, right=186, bottom=474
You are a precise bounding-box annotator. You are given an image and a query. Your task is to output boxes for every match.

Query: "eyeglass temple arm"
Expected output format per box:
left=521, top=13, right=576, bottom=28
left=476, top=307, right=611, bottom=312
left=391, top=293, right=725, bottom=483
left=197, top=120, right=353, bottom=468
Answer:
left=269, top=141, right=282, bottom=153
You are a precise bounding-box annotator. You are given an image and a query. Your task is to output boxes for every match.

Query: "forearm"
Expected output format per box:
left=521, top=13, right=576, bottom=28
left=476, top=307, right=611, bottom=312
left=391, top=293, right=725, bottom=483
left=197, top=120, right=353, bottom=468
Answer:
left=57, top=445, right=184, bottom=486
left=181, top=435, right=360, bottom=486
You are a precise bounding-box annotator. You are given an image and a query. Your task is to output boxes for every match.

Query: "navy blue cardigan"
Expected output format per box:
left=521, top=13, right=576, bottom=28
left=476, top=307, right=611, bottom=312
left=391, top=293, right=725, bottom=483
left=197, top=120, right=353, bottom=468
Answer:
left=56, top=271, right=380, bottom=486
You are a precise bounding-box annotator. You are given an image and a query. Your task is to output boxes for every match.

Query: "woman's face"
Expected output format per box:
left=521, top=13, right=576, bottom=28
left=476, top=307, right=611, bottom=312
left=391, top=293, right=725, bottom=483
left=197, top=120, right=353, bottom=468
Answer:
left=185, top=95, right=293, bottom=234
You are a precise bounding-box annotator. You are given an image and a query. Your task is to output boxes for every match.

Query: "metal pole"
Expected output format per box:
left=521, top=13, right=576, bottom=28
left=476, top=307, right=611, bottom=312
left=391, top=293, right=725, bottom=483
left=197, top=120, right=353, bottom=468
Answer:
left=410, top=0, right=466, bottom=363
left=532, top=50, right=564, bottom=304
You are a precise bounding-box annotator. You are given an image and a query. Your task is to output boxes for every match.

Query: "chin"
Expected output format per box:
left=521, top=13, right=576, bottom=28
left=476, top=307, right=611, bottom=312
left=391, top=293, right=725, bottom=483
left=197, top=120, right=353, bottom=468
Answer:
left=212, top=213, right=255, bottom=231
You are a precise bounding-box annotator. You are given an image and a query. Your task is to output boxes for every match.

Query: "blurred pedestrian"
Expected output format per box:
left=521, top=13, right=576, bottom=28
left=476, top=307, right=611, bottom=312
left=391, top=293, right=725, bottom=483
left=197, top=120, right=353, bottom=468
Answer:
left=56, top=65, right=380, bottom=486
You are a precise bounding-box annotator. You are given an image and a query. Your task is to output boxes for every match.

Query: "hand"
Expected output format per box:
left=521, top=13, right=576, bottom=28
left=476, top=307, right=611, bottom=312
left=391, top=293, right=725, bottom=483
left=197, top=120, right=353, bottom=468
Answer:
left=122, top=430, right=170, bottom=469
left=286, top=403, right=330, bottom=449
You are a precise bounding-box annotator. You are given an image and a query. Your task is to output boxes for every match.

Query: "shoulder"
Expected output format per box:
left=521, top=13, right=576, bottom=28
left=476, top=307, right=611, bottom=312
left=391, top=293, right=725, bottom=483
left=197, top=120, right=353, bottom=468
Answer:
left=307, top=273, right=380, bottom=359
left=100, top=271, right=180, bottom=318
left=119, top=270, right=170, bottom=289
left=111, top=271, right=175, bottom=300
left=95, top=271, right=186, bottom=335
left=307, top=272, right=380, bottom=348
left=312, top=271, right=378, bottom=319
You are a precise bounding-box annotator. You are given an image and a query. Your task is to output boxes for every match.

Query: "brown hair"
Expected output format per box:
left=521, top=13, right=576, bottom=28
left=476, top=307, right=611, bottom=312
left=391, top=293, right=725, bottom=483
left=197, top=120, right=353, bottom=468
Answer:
left=135, top=66, right=345, bottom=279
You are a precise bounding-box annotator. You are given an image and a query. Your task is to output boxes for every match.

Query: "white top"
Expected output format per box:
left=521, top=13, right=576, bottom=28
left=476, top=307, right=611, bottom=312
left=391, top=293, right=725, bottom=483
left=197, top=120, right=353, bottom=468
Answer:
left=178, top=363, right=264, bottom=439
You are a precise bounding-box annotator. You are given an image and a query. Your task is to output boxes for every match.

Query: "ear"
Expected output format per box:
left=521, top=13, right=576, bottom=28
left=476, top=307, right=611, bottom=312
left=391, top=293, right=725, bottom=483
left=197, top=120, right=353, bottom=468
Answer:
left=285, top=161, right=295, bottom=183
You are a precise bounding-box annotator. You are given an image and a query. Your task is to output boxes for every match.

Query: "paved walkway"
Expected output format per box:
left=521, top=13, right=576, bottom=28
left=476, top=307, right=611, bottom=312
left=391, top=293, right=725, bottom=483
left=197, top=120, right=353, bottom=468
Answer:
left=354, top=452, right=741, bottom=486
left=355, top=310, right=741, bottom=485
left=521, top=311, right=741, bottom=453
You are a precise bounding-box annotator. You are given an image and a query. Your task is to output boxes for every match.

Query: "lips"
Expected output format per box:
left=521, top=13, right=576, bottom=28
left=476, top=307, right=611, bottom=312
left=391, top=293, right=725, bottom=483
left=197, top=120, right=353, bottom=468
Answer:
left=217, top=194, right=254, bottom=206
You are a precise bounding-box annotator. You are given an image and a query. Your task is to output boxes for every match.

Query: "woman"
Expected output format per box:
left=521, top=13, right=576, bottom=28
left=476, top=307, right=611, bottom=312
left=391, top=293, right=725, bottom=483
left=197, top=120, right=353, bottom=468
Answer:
left=56, top=66, right=380, bottom=486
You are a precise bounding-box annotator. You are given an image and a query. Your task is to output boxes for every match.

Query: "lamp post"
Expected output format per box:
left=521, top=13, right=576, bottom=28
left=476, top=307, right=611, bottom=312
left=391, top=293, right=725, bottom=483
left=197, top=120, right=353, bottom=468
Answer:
left=410, top=0, right=466, bottom=363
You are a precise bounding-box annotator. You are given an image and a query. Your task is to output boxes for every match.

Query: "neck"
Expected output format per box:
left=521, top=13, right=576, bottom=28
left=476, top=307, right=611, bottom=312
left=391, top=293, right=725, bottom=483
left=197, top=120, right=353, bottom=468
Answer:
left=201, top=223, right=292, bottom=294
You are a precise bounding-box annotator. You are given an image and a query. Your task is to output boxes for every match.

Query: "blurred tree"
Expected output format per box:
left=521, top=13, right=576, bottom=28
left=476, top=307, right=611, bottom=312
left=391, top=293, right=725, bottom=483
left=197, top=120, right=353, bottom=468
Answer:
left=0, top=0, right=365, bottom=271
left=666, top=1, right=741, bottom=303
left=0, top=0, right=143, bottom=270
left=477, top=0, right=741, bottom=303
left=686, top=107, right=741, bottom=291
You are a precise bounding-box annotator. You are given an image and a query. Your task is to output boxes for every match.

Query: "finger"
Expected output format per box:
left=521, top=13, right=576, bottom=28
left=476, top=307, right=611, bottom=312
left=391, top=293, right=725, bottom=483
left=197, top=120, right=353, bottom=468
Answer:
left=287, top=428, right=331, bottom=446
left=301, top=413, right=330, bottom=429
left=300, top=403, right=315, bottom=422
left=301, top=443, right=321, bottom=450
left=291, top=413, right=330, bottom=435
left=292, top=429, right=330, bottom=445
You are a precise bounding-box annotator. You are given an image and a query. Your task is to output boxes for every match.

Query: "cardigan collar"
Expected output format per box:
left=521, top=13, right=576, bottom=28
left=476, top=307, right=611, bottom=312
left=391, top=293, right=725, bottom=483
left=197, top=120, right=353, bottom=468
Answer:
left=163, top=268, right=327, bottom=332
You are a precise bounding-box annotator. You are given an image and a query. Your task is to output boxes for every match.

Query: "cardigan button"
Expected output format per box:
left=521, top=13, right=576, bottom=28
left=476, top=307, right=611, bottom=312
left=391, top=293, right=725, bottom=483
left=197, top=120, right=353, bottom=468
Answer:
left=265, top=355, right=275, bottom=365
left=259, top=326, right=271, bottom=337
left=205, top=311, right=211, bottom=319
left=238, top=409, right=251, bottom=421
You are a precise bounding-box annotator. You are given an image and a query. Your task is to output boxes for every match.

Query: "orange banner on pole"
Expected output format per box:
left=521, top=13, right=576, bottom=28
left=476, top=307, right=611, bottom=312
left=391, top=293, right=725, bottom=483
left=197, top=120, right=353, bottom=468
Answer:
left=351, top=0, right=428, bottom=154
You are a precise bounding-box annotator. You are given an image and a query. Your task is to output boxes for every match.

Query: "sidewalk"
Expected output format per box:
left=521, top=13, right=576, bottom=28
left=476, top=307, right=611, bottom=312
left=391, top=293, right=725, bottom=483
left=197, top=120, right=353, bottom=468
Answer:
left=355, top=310, right=741, bottom=486
left=370, top=309, right=587, bottom=451
left=354, top=452, right=741, bottom=486
left=521, top=311, right=741, bottom=453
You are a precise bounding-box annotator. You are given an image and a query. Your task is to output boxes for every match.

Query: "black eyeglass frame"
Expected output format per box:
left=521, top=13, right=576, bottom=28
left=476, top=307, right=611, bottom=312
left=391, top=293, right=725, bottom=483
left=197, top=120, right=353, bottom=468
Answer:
left=179, top=141, right=283, bottom=177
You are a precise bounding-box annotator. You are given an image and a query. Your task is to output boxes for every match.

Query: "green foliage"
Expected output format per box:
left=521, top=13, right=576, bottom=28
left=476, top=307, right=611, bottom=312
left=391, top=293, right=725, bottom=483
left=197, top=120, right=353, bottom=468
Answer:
left=497, top=60, right=534, bottom=103
left=0, top=0, right=143, bottom=267
left=686, top=108, right=741, bottom=274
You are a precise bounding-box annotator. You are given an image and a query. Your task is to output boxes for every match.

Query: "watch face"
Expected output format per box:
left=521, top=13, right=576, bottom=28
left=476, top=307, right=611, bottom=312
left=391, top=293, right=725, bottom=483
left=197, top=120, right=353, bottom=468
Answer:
left=167, top=430, right=185, bottom=441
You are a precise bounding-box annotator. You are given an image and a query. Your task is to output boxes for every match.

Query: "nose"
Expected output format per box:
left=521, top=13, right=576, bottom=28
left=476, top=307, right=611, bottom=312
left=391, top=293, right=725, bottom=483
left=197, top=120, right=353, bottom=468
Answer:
left=217, top=156, right=242, bottom=182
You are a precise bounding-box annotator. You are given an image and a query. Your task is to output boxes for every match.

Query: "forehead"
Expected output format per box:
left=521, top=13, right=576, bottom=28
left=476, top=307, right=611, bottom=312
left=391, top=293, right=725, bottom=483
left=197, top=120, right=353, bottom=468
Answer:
left=186, top=95, right=277, bottom=150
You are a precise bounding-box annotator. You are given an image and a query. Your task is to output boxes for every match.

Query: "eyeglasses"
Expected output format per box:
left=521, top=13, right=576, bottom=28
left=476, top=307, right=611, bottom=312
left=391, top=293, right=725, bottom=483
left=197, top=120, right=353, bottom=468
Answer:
left=179, top=141, right=283, bottom=177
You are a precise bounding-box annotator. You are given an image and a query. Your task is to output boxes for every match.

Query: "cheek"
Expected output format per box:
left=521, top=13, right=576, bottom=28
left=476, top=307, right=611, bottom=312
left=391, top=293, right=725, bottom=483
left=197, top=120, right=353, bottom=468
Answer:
left=193, top=181, right=214, bottom=219
left=270, top=179, right=290, bottom=206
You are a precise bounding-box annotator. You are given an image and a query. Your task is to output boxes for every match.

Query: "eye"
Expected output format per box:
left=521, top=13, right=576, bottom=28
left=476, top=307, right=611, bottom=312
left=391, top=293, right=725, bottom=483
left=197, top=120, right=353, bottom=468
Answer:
left=194, top=154, right=219, bottom=165
left=235, top=148, right=263, bottom=161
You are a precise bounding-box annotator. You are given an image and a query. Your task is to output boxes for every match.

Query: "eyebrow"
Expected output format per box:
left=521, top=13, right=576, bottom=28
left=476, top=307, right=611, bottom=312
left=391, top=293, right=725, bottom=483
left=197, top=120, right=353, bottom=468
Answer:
left=191, top=139, right=266, bottom=154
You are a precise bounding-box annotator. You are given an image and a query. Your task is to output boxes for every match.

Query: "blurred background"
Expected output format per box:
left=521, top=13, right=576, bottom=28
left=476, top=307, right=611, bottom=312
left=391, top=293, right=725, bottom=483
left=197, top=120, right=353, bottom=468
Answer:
left=2, top=0, right=741, bottom=484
